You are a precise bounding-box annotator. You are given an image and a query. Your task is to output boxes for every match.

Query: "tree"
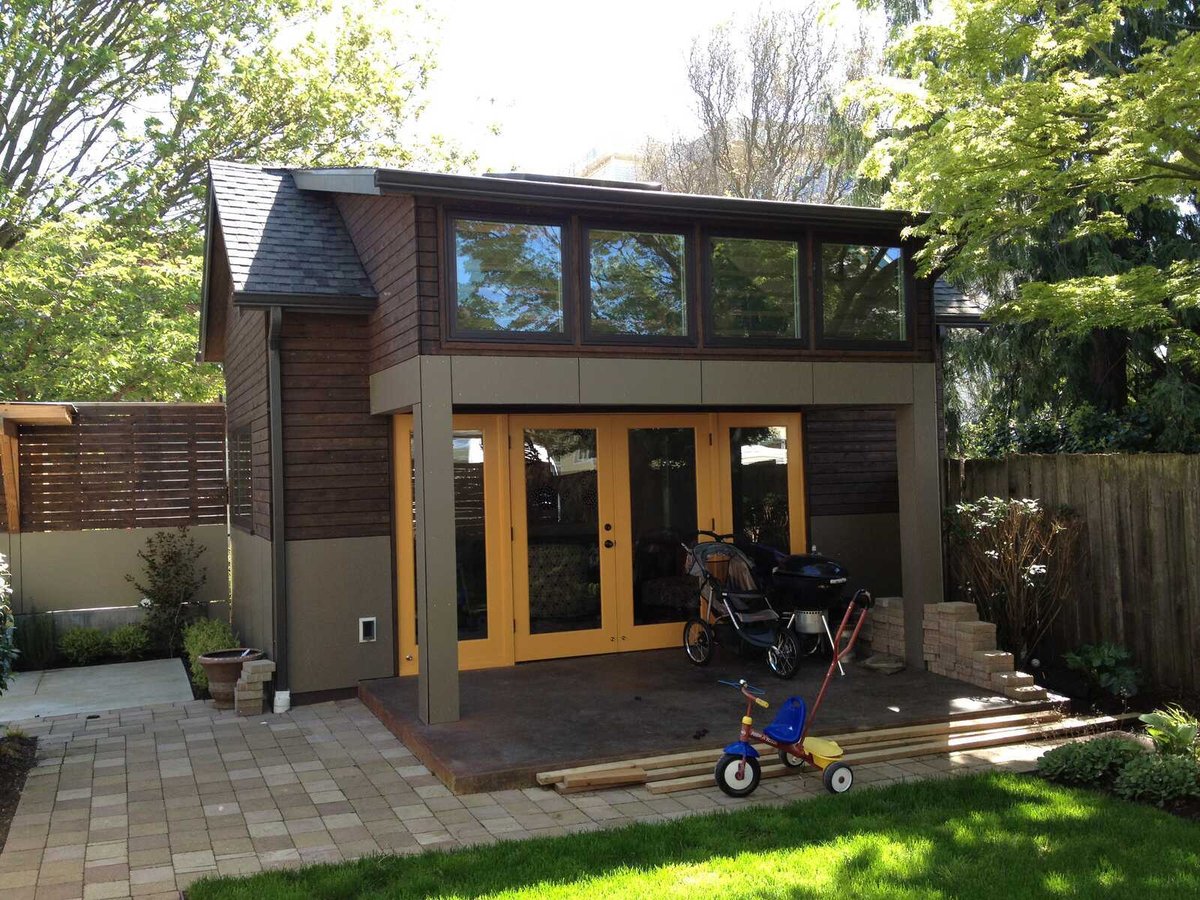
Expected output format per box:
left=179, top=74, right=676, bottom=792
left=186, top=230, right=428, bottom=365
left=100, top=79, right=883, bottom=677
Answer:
left=641, top=6, right=881, bottom=204
left=0, top=0, right=466, bottom=401
left=0, top=217, right=220, bottom=400
left=854, top=0, right=1200, bottom=390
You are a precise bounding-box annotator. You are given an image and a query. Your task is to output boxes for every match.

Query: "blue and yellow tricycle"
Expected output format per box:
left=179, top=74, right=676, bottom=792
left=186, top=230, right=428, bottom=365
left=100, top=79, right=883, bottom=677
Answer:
left=715, top=589, right=873, bottom=797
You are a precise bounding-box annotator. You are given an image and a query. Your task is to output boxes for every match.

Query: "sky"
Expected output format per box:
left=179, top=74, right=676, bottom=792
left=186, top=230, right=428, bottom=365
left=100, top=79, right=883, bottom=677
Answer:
left=412, top=0, right=878, bottom=176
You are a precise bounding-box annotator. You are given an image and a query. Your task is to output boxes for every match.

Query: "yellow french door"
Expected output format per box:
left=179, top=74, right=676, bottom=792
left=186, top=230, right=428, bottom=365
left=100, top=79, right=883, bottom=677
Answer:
left=394, top=414, right=513, bottom=676
left=609, top=414, right=717, bottom=651
left=714, top=412, right=807, bottom=554
left=509, top=415, right=620, bottom=660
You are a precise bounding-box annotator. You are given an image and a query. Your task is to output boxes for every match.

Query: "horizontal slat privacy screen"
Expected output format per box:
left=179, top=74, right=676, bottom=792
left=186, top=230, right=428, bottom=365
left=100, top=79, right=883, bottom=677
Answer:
left=17, top=404, right=227, bottom=532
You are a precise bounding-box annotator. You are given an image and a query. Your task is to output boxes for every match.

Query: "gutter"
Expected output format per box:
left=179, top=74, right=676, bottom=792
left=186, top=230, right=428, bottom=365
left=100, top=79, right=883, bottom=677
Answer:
left=267, top=306, right=290, bottom=709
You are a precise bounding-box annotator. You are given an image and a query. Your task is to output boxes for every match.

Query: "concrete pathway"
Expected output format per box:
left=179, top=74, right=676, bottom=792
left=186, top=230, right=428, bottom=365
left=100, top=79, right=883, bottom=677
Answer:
left=0, top=661, right=193, bottom=725
left=0, top=697, right=1063, bottom=899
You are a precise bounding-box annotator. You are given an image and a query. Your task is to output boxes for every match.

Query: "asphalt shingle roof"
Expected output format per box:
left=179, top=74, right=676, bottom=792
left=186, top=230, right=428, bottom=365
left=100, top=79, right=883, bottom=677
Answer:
left=933, top=278, right=988, bottom=324
left=208, top=160, right=375, bottom=302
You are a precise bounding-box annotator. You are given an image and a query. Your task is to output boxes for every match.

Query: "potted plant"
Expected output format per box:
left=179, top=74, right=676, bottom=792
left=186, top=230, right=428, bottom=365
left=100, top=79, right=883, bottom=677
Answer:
left=197, top=647, right=264, bottom=708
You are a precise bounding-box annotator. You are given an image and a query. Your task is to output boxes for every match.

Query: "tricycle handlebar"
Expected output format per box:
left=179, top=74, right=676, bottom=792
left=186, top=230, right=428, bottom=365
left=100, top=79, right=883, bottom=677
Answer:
left=718, top=678, right=769, bottom=708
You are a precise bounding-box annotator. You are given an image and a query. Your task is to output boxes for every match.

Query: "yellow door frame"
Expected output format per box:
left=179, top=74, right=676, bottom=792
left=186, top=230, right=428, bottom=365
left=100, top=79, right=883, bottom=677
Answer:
left=509, top=414, right=620, bottom=661
left=608, top=413, right=717, bottom=651
left=714, top=412, right=808, bottom=553
left=393, top=413, right=514, bottom=676
left=393, top=409, right=808, bottom=675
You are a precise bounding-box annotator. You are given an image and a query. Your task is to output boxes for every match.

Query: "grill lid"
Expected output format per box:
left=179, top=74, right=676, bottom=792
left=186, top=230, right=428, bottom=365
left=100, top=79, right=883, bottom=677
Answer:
left=774, top=553, right=848, bottom=582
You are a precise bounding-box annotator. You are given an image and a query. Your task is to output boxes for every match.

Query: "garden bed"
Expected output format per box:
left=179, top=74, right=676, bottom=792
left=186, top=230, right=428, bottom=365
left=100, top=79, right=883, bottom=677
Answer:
left=0, top=732, right=37, bottom=853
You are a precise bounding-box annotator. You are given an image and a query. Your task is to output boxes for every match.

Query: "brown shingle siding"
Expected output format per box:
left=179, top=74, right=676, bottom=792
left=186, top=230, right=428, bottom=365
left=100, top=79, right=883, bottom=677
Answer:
left=280, top=312, right=391, bottom=541
left=805, top=408, right=899, bottom=517
left=219, top=224, right=272, bottom=538
left=336, top=193, right=423, bottom=372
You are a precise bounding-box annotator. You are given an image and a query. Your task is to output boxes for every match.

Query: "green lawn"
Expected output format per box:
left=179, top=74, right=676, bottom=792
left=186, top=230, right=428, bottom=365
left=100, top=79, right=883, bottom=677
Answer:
left=189, top=772, right=1200, bottom=899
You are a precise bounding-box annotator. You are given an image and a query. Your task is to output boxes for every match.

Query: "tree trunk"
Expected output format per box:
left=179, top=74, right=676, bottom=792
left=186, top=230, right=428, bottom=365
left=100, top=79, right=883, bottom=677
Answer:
left=1085, top=328, right=1129, bottom=412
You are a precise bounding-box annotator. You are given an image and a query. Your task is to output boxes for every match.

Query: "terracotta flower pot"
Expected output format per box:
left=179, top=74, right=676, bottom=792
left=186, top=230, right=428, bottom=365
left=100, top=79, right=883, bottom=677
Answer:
left=198, top=648, right=264, bottom=708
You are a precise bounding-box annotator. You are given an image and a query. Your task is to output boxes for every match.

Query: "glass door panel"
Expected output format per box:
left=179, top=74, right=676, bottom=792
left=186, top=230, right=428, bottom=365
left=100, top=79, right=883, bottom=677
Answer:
left=717, top=413, right=807, bottom=556
left=511, top=417, right=618, bottom=660
left=453, top=429, right=489, bottom=641
left=611, top=414, right=716, bottom=651
left=628, top=427, right=698, bottom=626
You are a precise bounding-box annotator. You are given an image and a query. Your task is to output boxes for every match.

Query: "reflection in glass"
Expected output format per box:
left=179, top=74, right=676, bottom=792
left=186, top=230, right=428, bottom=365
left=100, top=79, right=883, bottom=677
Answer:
left=821, top=243, right=905, bottom=342
left=455, top=219, right=564, bottom=333
left=453, top=430, right=488, bottom=641
left=523, top=429, right=602, bottom=634
left=629, top=428, right=698, bottom=626
left=711, top=238, right=800, bottom=339
left=589, top=229, right=687, bottom=336
left=730, top=426, right=790, bottom=552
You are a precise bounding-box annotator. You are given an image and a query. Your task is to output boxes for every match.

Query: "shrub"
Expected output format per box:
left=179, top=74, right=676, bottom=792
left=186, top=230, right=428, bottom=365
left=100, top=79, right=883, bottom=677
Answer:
left=13, top=613, right=57, bottom=670
left=947, top=497, right=1082, bottom=664
left=1065, top=643, right=1142, bottom=701
left=1036, top=736, right=1145, bottom=786
left=182, top=618, right=237, bottom=690
left=1140, top=705, right=1199, bottom=758
left=1113, top=753, right=1200, bottom=807
left=0, top=552, right=16, bottom=696
left=58, top=627, right=110, bottom=666
left=108, top=624, right=150, bottom=661
left=127, top=528, right=207, bottom=657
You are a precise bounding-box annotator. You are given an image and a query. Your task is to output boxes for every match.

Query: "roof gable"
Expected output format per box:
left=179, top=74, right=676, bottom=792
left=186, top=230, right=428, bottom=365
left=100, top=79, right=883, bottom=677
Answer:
left=207, top=160, right=376, bottom=305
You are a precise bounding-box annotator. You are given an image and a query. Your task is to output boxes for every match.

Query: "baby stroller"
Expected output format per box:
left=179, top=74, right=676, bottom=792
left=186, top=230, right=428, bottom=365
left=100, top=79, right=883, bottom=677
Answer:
left=682, top=532, right=800, bottom=678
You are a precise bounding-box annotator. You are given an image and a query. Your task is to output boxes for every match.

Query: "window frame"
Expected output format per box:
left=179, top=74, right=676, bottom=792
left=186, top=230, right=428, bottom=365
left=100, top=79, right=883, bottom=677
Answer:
left=228, top=424, right=253, bottom=531
left=444, top=212, right=575, bottom=344
left=814, top=235, right=914, bottom=350
left=581, top=221, right=697, bottom=346
left=702, top=227, right=809, bottom=348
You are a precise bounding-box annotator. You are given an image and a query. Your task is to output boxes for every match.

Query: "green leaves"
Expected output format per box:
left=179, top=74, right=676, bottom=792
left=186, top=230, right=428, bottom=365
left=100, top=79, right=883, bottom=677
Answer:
left=0, top=217, right=221, bottom=401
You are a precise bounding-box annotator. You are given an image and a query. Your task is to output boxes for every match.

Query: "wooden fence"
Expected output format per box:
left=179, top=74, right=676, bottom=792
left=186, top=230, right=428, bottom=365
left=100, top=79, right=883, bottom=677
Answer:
left=945, top=454, right=1200, bottom=692
left=11, top=404, right=226, bottom=532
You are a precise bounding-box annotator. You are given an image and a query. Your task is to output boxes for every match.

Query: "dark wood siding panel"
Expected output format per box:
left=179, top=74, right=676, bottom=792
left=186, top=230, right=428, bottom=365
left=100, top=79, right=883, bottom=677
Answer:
left=220, top=224, right=272, bottom=538
left=337, top=193, right=422, bottom=372
left=0, top=456, right=8, bottom=532
left=415, top=197, right=441, bottom=351
left=280, top=312, right=391, bottom=541
left=805, top=408, right=899, bottom=517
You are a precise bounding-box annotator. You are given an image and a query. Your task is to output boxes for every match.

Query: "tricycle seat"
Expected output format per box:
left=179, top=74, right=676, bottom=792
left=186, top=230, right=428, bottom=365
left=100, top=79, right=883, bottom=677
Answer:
left=763, top=696, right=807, bottom=745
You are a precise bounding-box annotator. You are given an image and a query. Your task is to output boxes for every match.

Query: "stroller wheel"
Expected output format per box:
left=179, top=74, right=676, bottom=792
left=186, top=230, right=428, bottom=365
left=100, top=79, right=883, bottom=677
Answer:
left=823, top=762, right=854, bottom=794
left=683, top=618, right=714, bottom=666
left=768, top=628, right=800, bottom=679
left=714, top=753, right=761, bottom=797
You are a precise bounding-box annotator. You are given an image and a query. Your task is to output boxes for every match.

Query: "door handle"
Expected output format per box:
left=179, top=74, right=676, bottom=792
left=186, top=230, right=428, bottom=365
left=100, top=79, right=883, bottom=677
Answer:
left=604, top=539, right=615, bottom=549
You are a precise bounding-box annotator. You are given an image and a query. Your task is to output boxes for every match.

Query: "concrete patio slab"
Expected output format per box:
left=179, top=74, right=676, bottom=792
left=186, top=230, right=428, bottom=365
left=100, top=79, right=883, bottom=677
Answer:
left=0, top=660, right=193, bottom=725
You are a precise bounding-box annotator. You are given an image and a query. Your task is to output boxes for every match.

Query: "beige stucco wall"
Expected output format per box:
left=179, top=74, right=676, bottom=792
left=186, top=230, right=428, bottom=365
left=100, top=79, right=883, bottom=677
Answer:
left=808, top=513, right=903, bottom=597
left=230, top=528, right=273, bottom=654
left=7, top=524, right=228, bottom=614
left=285, top=535, right=394, bottom=694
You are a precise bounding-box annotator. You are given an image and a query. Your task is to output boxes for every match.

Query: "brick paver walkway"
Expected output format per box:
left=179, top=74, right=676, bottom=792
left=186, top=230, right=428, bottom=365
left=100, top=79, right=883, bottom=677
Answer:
left=0, top=698, right=1060, bottom=899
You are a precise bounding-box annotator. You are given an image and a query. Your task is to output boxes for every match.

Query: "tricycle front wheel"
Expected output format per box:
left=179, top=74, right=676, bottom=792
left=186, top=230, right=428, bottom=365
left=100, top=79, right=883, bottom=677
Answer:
left=823, top=761, right=854, bottom=794
left=714, top=753, right=761, bottom=797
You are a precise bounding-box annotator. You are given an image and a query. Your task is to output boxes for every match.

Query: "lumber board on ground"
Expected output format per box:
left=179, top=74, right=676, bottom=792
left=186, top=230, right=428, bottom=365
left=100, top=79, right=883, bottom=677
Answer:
left=644, top=713, right=1136, bottom=795
left=537, top=708, right=1063, bottom=787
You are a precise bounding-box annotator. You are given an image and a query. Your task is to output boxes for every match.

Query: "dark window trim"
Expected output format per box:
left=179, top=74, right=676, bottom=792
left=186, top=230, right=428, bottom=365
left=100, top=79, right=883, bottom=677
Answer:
left=229, top=424, right=253, bottom=531
left=581, top=221, right=696, bottom=346
left=702, top=227, right=810, bottom=349
left=443, top=211, right=575, bottom=344
left=814, top=237, right=914, bottom=350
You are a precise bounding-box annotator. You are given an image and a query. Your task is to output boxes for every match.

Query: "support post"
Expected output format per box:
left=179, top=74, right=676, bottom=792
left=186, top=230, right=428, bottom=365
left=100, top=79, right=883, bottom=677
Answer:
left=895, top=363, right=945, bottom=668
left=412, top=356, right=459, bottom=723
left=1, top=421, right=20, bottom=535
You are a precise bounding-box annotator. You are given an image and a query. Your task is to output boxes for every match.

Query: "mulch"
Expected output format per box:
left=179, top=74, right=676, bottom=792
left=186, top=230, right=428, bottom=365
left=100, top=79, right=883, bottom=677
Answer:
left=0, top=733, right=38, bottom=853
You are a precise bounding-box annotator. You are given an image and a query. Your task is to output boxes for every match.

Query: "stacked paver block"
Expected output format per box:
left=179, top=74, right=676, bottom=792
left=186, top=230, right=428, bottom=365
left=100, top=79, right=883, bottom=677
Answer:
left=235, top=658, right=276, bottom=715
left=922, top=602, right=1047, bottom=701
left=860, top=596, right=906, bottom=658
